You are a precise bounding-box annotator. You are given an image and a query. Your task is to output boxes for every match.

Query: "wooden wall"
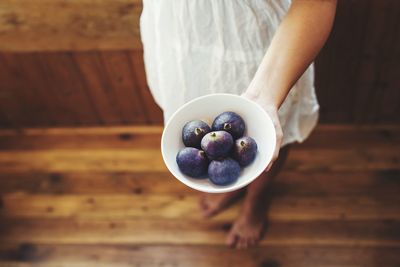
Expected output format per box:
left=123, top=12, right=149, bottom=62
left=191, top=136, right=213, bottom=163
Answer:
left=0, top=0, right=399, bottom=128
left=0, top=51, right=163, bottom=126
left=315, top=0, right=400, bottom=124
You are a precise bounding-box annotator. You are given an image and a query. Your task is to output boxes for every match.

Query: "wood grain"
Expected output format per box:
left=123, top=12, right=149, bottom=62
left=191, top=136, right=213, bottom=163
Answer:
left=0, top=50, right=163, bottom=127
left=72, top=52, right=124, bottom=125
left=128, top=51, right=164, bottom=124
left=315, top=0, right=400, bottom=124
left=0, top=125, right=399, bottom=266
left=1, top=170, right=399, bottom=196
left=1, top=244, right=399, bottom=267
left=0, top=218, right=399, bottom=246
left=98, top=51, right=147, bottom=123
left=2, top=193, right=399, bottom=221
left=1, top=125, right=399, bottom=150
left=0, top=0, right=142, bottom=52
left=0, top=149, right=167, bottom=172
left=0, top=147, right=398, bottom=173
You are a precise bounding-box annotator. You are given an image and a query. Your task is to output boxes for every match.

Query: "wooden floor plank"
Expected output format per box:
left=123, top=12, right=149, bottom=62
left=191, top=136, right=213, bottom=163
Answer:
left=0, top=149, right=166, bottom=172
left=0, top=124, right=399, bottom=140
left=0, top=171, right=185, bottom=195
left=0, top=148, right=398, bottom=173
left=299, top=125, right=400, bottom=149
left=0, top=218, right=398, bottom=246
left=0, top=132, right=161, bottom=150
left=284, top=149, right=400, bottom=171
left=0, top=170, right=399, bottom=196
left=1, top=125, right=400, bottom=150
left=1, top=244, right=399, bottom=267
left=1, top=193, right=399, bottom=221
left=0, top=126, right=163, bottom=136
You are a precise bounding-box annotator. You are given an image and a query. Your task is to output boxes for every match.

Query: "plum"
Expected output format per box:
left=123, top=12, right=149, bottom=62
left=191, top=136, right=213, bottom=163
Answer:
left=182, top=120, right=211, bottom=148
left=176, top=147, right=208, bottom=178
left=212, top=111, right=245, bottom=139
left=201, top=131, right=233, bottom=159
left=208, top=158, right=241, bottom=186
left=233, top=137, right=258, bottom=166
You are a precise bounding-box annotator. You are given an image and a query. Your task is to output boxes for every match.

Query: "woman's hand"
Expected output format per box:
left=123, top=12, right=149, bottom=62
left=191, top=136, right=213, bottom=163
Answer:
left=241, top=90, right=283, bottom=172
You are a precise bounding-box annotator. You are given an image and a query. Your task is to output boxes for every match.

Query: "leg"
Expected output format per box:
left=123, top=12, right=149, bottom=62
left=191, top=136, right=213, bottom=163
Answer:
left=199, top=188, right=246, bottom=218
left=227, top=145, right=290, bottom=248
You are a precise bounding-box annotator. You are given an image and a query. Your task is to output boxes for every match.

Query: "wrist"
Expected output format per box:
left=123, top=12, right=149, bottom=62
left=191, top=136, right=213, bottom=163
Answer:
left=245, top=86, right=280, bottom=110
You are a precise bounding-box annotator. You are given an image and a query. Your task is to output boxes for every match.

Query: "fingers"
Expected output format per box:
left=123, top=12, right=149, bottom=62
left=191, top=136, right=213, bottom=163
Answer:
left=265, top=125, right=283, bottom=172
left=241, top=91, right=283, bottom=173
left=265, top=161, right=273, bottom=172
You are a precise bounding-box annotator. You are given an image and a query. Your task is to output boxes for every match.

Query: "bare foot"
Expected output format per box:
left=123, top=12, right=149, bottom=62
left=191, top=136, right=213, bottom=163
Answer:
left=226, top=198, right=267, bottom=249
left=224, top=144, right=289, bottom=248
left=199, top=189, right=245, bottom=218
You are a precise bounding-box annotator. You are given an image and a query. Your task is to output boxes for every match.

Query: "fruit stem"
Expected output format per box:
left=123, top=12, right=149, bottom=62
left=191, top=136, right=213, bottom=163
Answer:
left=211, top=132, right=216, bottom=137
left=240, top=140, right=245, bottom=146
left=223, top=123, right=231, bottom=130
left=195, top=128, right=203, bottom=135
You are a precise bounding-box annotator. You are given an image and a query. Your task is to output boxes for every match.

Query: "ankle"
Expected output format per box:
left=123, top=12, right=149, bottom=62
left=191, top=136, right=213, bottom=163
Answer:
left=246, top=189, right=269, bottom=202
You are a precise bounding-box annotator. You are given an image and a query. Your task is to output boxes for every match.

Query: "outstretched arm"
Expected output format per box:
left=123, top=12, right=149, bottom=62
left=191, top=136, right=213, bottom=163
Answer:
left=243, top=0, right=337, bottom=169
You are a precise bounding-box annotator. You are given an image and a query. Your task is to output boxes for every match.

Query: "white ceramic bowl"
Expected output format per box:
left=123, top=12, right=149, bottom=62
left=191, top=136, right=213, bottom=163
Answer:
left=161, top=93, right=276, bottom=193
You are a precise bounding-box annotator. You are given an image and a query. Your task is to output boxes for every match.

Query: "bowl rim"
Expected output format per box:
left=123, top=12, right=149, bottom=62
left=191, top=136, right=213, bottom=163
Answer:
left=161, top=93, right=276, bottom=193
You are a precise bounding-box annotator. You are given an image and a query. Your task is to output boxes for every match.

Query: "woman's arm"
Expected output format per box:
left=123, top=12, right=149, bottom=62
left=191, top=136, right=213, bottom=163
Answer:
left=243, top=0, right=337, bottom=169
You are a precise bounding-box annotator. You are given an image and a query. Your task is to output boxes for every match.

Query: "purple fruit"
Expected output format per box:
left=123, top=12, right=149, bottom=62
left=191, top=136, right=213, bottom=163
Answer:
left=201, top=131, right=233, bottom=159
left=233, top=137, right=258, bottom=166
left=208, top=158, right=241, bottom=186
left=182, top=120, right=211, bottom=148
left=176, top=147, right=208, bottom=178
left=212, top=111, right=245, bottom=139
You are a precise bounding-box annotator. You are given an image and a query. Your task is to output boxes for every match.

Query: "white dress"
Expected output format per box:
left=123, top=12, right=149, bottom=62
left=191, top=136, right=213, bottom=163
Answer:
left=140, top=0, right=319, bottom=147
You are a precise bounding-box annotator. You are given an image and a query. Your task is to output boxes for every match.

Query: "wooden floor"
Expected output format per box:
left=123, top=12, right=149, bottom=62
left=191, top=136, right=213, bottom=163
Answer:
left=0, top=125, right=399, bottom=267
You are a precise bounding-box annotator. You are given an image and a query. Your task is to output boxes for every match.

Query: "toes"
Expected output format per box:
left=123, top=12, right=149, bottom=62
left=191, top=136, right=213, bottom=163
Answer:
left=199, top=196, right=211, bottom=216
left=198, top=196, right=207, bottom=209
left=243, top=237, right=249, bottom=249
left=247, top=236, right=257, bottom=247
left=235, top=238, right=242, bottom=249
left=231, top=230, right=263, bottom=249
left=202, top=203, right=221, bottom=218
left=202, top=204, right=218, bottom=218
left=198, top=195, right=219, bottom=218
left=237, top=237, right=247, bottom=249
left=226, top=232, right=238, bottom=247
left=245, top=237, right=253, bottom=247
left=236, top=235, right=259, bottom=249
left=203, top=209, right=215, bottom=218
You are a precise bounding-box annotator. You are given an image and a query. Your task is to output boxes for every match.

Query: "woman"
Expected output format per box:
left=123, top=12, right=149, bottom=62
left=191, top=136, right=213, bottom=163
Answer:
left=140, top=0, right=337, bottom=248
